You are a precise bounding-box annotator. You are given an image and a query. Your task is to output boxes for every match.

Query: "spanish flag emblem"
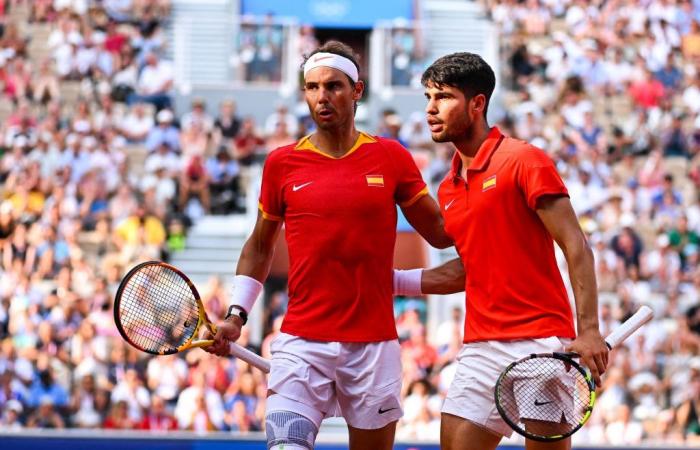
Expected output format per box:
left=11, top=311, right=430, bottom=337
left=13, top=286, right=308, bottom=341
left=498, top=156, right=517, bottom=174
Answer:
left=482, top=175, right=497, bottom=191
left=366, top=174, right=384, bottom=187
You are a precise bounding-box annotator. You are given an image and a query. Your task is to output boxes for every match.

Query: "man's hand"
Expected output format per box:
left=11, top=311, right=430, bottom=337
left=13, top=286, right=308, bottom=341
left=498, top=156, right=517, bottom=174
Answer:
left=566, top=328, right=609, bottom=387
left=203, top=316, right=243, bottom=357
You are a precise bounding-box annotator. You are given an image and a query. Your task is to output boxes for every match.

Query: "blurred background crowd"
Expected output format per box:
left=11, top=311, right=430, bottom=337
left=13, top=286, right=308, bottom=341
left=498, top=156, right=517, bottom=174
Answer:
left=0, top=0, right=699, bottom=446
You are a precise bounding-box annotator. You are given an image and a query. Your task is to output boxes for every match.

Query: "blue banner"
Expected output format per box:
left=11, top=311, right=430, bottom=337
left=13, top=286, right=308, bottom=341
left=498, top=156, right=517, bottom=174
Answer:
left=241, top=0, right=413, bottom=28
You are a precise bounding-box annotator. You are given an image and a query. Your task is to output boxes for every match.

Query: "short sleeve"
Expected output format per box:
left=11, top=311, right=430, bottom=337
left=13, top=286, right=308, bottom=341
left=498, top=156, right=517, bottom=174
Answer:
left=389, top=141, right=428, bottom=207
left=517, top=147, right=568, bottom=210
left=258, top=150, right=286, bottom=221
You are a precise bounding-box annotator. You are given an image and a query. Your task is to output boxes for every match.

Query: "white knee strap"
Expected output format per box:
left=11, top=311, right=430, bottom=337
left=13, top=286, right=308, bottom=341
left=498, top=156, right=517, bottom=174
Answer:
left=266, top=398, right=319, bottom=450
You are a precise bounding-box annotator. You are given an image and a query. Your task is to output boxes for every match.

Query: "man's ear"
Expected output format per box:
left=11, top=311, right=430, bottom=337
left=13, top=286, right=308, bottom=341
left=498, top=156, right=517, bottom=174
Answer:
left=471, top=94, right=486, bottom=115
left=353, top=80, right=365, bottom=101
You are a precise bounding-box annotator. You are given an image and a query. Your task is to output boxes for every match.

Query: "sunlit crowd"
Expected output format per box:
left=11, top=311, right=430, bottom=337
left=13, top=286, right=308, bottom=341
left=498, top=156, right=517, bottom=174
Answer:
left=0, top=0, right=699, bottom=445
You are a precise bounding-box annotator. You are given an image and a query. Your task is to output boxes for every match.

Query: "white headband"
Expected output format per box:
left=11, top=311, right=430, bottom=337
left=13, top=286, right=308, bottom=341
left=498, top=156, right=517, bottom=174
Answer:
left=303, top=52, right=359, bottom=82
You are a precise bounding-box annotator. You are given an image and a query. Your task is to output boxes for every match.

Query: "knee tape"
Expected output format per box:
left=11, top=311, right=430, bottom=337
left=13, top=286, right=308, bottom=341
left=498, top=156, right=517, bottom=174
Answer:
left=266, top=410, right=318, bottom=450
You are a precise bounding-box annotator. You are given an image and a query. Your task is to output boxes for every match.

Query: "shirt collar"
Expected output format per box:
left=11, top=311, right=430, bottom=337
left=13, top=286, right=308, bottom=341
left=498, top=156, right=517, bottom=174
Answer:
left=450, top=126, right=504, bottom=181
left=295, top=131, right=376, bottom=159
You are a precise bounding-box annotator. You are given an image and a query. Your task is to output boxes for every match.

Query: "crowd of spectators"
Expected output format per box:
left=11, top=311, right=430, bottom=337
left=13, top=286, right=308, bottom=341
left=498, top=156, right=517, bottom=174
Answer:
left=0, top=0, right=700, bottom=446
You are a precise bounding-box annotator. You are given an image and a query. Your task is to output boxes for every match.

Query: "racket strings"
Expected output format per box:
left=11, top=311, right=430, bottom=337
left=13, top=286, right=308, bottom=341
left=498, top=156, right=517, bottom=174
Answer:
left=118, top=264, right=200, bottom=353
left=498, top=357, right=591, bottom=437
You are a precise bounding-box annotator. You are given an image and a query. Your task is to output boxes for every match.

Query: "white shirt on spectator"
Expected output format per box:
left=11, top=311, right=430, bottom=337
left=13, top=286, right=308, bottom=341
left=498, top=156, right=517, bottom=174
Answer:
left=264, top=111, right=298, bottom=137
left=140, top=175, right=176, bottom=204
left=174, top=386, right=225, bottom=430
left=137, top=60, right=174, bottom=95
left=53, top=44, right=77, bottom=78
left=28, top=146, right=63, bottom=179
left=682, top=84, right=700, bottom=114
left=112, top=63, right=138, bottom=88
left=111, top=380, right=151, bottom=421
left=561, top=99, right=592, bottom=129
left=120, top=112, right=155, bottom=141
left=567, top=178, right=608, bottom=215
left=53, top=0, right=88, bottom=14
left=146, top=357, right=188, bottom=402
left=144, top=151, right=181, bottom=175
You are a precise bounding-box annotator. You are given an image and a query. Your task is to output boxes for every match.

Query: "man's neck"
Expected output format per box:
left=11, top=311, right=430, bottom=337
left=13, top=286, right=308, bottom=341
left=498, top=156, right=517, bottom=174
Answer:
left=454, top=124, right=492, bottom=177
left=310, top=126, right=360, bottom=158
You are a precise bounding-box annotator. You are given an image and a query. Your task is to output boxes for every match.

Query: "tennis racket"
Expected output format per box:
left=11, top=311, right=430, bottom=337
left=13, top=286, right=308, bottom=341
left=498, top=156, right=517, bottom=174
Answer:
left=494, top=305, right=654, bottom=442
left=114, top=261, right=270, bottom=373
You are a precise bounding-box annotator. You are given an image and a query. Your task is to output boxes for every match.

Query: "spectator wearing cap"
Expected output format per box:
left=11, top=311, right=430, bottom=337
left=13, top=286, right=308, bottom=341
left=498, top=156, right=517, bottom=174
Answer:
left=127, top=51, right=173, bottom=111
left=145, top=109, right=179, bottom=152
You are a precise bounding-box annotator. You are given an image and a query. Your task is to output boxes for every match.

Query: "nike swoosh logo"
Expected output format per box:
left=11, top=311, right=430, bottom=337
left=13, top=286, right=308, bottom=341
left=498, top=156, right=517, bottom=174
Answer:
left=444, top=199, right=456, bottom=210
left=378, top=407, right=398, bottom=414
left=314, top=55, right=333, bottom=63
left=292, top=182, right=313, bottom=192
left=534, top=400, right=553, bottom=406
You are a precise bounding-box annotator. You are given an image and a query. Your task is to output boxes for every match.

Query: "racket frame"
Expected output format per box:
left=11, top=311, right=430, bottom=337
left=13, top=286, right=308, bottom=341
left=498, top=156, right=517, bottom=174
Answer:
left=114, top=261, right=217, bottom=355
left=494, top=305, right=653, bottom=442
left=494, top=351, right=596, bottom=442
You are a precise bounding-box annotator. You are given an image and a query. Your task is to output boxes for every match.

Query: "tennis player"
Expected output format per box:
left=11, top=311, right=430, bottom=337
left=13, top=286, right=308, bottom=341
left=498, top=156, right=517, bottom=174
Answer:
left=205, top=41, right=452, bottom=450
left=394, top=52, right=609, bottom=450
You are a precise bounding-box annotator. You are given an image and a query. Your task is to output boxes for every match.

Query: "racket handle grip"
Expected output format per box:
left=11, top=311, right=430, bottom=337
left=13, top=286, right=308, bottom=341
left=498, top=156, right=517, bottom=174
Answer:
left=229, top=342, right=271, bottom=374
left=605, top=305, right=654, bottom=349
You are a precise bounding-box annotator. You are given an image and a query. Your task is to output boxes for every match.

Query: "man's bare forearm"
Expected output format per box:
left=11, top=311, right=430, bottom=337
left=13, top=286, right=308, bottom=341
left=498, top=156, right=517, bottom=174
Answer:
left=564, top=236, right=600, bottom=333
left=421, top=257, right=465, bottom=295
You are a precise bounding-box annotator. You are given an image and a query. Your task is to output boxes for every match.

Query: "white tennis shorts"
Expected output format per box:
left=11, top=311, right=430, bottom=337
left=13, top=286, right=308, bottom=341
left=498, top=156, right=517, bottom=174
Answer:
left=442, top=336, right=571, bottom=437
left=267, top=332, right=403, bottom=430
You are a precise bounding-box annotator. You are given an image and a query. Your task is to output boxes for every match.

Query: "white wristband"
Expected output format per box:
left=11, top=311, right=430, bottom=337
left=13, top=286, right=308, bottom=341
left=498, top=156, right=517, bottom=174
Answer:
left=229, top=275, right=263, bottom=314
left=393, top=269, right=423, bottom=296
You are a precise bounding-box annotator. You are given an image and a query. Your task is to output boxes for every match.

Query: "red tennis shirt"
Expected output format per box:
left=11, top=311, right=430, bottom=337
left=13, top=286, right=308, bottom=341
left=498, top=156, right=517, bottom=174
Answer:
left=438, top=127, right=576, bottom=343
left=259, top=132, right=428, bottom=342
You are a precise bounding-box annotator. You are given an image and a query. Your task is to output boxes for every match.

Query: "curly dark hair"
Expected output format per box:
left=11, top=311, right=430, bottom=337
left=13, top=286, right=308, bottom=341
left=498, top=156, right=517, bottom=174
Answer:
left=421, top=52, right=496, bottom=117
